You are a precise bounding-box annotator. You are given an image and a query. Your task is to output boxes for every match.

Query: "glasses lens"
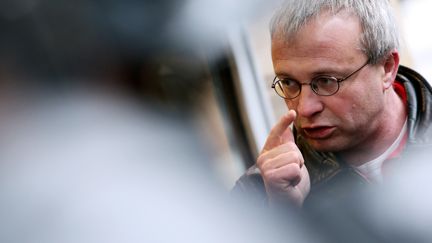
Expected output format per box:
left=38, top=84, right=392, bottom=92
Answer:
left=311, top=77, right=339, bottom=96
left=275, top=79, right=300, bottom=99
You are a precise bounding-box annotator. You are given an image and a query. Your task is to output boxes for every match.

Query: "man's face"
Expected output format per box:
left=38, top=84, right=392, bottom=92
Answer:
left=271, top=11, right=388, bottom=153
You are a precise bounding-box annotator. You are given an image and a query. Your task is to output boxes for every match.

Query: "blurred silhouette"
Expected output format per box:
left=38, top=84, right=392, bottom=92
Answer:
left=0, top=92, right=313, bottom=243
left=0, top=1, right=320, bottom=243
left=6, top=1, right=432, bottom=242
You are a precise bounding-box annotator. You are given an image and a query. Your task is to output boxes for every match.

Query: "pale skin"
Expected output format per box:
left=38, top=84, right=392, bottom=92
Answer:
left=257, top=110, right=310, bottom=207
left=258, top=10, right=406, bottom=206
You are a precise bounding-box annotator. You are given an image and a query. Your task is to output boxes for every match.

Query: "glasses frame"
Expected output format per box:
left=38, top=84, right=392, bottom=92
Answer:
left=272, top=60, right=370, bottom=99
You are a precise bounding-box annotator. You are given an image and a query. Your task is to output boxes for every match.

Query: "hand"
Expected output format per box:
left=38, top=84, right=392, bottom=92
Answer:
left=257, top=110, right=310, bottom=208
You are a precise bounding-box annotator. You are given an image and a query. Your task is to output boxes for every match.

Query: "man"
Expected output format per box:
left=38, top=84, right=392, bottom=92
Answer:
left=233, top=0, right=432, bottom=208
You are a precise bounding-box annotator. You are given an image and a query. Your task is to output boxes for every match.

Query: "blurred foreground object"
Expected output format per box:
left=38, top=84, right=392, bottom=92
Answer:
left=0, top=0, right=284, bottom=187
left=0, top=94, right=311, bottom=243
left=0, top=0, right=319, bottom=242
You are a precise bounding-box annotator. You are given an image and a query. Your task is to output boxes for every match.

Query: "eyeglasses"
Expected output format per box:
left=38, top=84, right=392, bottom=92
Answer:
left=272, top=60, right=369, bottom=99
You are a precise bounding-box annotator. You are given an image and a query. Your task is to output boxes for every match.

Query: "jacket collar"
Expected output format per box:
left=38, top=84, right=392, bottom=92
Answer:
left=396, top=65, right=432, bottom=145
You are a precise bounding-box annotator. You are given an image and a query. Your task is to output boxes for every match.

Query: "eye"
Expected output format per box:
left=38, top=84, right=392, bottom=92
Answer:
left=313, top=76, right=337, bottom=87
left=280, top=78, right=299, bottom=88
left=275, top=78, right=300, bottom=98
left=312, top=76, right=339, bottom=95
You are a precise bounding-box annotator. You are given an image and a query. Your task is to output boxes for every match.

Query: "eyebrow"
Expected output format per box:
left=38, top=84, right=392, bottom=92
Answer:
left=275, top=66, right=346, bottom=79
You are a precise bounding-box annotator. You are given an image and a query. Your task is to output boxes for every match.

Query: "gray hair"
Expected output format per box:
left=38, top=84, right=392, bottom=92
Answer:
left=270, top=0, right=400, bottom=64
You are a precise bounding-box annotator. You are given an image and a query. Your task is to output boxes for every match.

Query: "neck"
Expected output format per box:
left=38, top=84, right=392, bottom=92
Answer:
left=339, top=88, right=407, bottom=166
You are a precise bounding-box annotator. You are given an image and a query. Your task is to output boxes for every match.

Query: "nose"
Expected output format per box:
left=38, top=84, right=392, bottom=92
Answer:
left=291, top=86, right=324, bottom=118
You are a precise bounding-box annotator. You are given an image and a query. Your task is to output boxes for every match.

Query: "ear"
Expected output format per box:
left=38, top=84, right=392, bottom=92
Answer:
left=382, top=50, right=400, bottom=90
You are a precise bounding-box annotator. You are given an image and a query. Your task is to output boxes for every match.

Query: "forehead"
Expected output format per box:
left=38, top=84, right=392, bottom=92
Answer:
left=271, top=10, right=364, bottom=71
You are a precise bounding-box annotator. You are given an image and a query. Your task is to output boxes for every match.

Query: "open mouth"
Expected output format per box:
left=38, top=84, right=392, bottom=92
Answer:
left=302, top=126, right=335, bottom=139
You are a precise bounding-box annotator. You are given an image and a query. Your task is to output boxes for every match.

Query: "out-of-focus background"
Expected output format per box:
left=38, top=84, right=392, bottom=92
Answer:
left=0, top=1, right=310, bottom=243
left=0, top=0, right=431, bottom=242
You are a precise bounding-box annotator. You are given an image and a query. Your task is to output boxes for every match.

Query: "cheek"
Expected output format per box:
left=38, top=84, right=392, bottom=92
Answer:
left=284, top=100, right=296, bottom=110
left=339, top=88, right=383, bottom=124
left=328, top=99, right=357, bottom=123
left=339, top=75, right=384, bottom=110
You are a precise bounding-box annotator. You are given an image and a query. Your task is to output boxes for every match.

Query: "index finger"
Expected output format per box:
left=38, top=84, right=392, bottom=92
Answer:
left=262, top=110, right=297, bottom=152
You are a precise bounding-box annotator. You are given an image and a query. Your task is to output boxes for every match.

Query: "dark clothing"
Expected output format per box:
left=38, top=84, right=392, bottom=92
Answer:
left=232, top=65, right=432, bottom=207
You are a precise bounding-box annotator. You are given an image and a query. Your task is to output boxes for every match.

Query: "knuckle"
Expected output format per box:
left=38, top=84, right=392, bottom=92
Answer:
left=262, top=170, right=277, bottom=181
left=264, top=169, right=286, bottom=183
left=256, top=152, right=268, bottom=166
left=277, top=151, right=302, bottom=164
left=284, top=141, right=299, bottom=150
left=256, top=156, right=264, bottom=167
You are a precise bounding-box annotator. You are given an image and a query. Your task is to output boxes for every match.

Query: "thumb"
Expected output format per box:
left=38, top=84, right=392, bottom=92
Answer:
left=262, top=110, right=297, bottom=152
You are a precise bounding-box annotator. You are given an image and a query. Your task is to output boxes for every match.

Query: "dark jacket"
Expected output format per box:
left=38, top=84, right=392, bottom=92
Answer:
left=232, top=65, right=432, bottom=207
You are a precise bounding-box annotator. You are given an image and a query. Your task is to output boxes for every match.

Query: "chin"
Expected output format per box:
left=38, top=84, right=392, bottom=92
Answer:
left=306, top=138, right=346, bottom=153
